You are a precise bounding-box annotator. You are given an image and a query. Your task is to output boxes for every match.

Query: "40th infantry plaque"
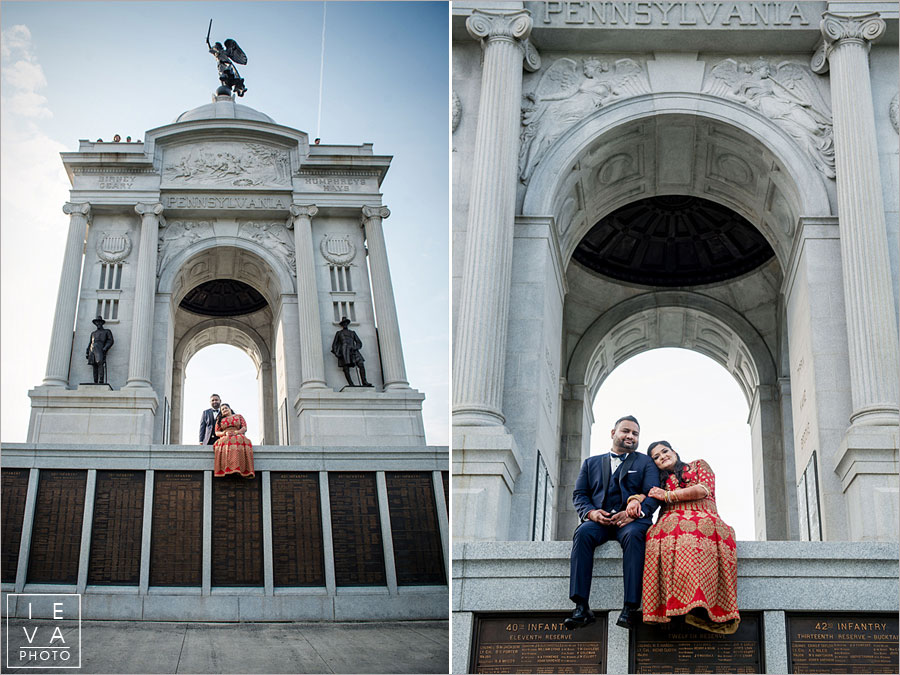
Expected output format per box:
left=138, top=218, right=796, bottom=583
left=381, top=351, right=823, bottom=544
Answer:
left=471, top=613, right=607, bottom=673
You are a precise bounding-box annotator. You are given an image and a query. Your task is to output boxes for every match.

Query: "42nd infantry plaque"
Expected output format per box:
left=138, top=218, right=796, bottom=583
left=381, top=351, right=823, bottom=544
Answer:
left=786, top=613, right=899, bottom=674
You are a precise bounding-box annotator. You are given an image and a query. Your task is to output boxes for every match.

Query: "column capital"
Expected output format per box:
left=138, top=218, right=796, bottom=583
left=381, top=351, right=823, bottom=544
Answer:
left=466, top=9, right=541, bottom=72
left=134, top=202, right=164, bottom=217
left=62, top=202, right=91, bottom=219
left=812, top=12, right=885, bottom=73
left=289, top=204, right=319, bottom=220
left=361, top=205, right=390, bottom=223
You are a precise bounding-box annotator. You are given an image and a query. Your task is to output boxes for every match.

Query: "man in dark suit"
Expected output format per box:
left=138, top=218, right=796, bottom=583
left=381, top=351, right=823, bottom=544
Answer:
left=565, top=415, right=661, bottom=631
left=199, top=393, right=221, bottom=445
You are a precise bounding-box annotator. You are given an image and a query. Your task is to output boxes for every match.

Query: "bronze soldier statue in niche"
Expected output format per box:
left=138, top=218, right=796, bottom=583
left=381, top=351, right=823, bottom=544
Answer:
left=86, top=315, right=114, bottom=384
left=331, top=317, right=372, bottom=388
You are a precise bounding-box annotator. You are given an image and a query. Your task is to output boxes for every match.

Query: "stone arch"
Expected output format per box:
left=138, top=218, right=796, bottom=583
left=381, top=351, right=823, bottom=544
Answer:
left=153, top=238, right=295, bottom=446
left=558, top=291, right=796, bottom=541
left=521, top=93, right=834, bottom=271
left=169, top=319, right=276, bottom=445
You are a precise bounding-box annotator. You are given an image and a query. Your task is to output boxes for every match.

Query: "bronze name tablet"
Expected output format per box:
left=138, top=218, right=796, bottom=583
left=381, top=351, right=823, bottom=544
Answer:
left=1, top=468, right=30, bottom=583
left=386, top=472, right=445, bottom=585
left=88, top=470, right=145, bottom=585
left=786, top=613, right=898, bottom=674
left=212, top=476, right=263, bottom=586
left=150, top=471, right=202, bottom=586
left=270, top=472, right=325, bottom=586
left=329, top=472, right=386, bottom=586
left=631, top=613, right=763, bottom=674
left=471, top=613, right=607, bottom=673
left=27, top=470, right=87, bottom=584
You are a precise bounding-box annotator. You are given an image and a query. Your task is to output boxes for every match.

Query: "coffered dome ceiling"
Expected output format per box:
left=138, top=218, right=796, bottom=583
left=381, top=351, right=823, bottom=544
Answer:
left=572, top=195, right=775, bottom=287
left=180, top=279, right=267, bottom=317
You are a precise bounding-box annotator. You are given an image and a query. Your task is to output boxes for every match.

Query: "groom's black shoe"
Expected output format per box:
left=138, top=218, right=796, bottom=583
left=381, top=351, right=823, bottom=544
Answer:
left=615, top=606, right=636, bottom=629
left=563, top=603, right=595, bottom=630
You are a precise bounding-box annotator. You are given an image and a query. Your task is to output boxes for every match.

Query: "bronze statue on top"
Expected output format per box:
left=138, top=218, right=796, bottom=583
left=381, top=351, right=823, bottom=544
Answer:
left=86, top=316, right=114, bottom=384
left=331, top=318, right=373, bottom=388
left=206, top=20, right=248, bottom=97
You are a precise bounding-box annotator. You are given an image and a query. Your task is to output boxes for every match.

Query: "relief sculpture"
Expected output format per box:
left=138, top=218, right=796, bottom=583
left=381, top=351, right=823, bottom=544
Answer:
left=519, top=57, right=648, bottom=182
left=238, top=221, right=296, bottom=275
left=163, top=142, right=291, bottom=187
left=705, top=58, right=835, bottom=178
left=157, top=220, right=213, bottom=276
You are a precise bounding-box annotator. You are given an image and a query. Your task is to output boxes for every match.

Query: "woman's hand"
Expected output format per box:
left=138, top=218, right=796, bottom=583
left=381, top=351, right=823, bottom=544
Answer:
left=648, top=486, right=667, bottom=500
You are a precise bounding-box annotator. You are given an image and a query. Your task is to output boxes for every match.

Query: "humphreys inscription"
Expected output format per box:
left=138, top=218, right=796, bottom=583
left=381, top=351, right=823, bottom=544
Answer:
left=532, top=2, right=818, bottom=27
left=300, top=170, right=378, bottom=192
left=163, top=142, right=290, bottom=187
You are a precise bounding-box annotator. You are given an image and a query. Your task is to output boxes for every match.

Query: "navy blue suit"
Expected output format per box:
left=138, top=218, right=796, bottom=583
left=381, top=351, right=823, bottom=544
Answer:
left=569, top=451, right=661, bottom=607
left=199, top=408, right=217, bottom=445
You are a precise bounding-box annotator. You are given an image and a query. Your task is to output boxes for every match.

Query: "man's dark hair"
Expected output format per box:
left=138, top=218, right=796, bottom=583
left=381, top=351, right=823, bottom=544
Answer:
left=614, top=415, right=639, bottom=428
left=210, top=393, right=220, bottom=399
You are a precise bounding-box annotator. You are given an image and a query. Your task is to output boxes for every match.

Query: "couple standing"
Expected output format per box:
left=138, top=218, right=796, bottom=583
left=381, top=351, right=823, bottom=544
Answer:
left=199, top=393, right=255, bottom=478
left=566, top=415, right=740, bottom=634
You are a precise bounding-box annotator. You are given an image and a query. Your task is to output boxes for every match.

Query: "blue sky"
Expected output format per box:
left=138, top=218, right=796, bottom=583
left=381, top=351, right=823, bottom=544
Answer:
left=1, top=1, right=450, bottom=445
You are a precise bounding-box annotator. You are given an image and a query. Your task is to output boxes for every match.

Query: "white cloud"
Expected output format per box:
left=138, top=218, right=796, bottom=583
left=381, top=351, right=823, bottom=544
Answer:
left=0, top=25, right=34, bottom=61
left=1, top=24, right=52, bottom=119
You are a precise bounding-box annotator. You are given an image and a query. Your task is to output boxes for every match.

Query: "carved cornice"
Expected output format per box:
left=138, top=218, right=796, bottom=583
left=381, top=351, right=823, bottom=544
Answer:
left=62, top=202, right=91, bottom=221
left=361, top=205, right=390, bottom=223
left=812, top=12, right=885, bottom=74
left=288, top=204, right=319, bottom=228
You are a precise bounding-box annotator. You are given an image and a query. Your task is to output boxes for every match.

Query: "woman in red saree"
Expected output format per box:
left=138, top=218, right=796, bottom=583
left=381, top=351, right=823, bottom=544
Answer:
left=640, top=440, right=739, bottom=634
left=212, top=403, right=255, bottom=478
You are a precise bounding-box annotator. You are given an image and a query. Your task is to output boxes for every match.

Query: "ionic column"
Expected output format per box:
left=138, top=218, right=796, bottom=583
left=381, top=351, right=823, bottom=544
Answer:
left=452, top=9, right=540, bottom=425
left=126, top=202, right=164, bottom=389
left=361, top=205, right=408, bottom=389
left=812, top=13, right=900, bottom=426
left=289, top=204, right=327, bottom=389
left=43, top=202, right=91, bottom=386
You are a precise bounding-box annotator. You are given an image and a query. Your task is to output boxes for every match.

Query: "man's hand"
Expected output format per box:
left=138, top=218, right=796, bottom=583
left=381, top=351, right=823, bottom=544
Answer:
left=588, top=509, right=613, bottom=525
left=648, top=486, right=667, bottom=500
left=611, top=512, right=635, bottom=527
left=625, top=499, right=643, bottom=519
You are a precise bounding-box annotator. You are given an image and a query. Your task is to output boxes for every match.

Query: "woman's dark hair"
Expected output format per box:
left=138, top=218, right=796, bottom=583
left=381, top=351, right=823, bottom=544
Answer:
left=215, top=403, right=236, bottom=430
left=647, top=440, right=689, bottom=487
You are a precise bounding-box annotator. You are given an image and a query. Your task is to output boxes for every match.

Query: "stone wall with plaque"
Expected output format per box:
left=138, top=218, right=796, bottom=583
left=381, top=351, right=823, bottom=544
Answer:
left=212, top=476, right=263, bottom=586
left=786, top=613, right=898, bottom=674
left=88, top=470, right=144, bottom=585
left=27, top=470, right=87, bottom=584
left=631, top=613, right=763, bottom=674
left=270, top=472, right=325, bottom=586
left=386, top=472, right=445, bottom=585
left=1, top=468, right=29, bottom=583
left=328, top=472, right=386, bottom=586
left=471, top=613, right=607, bottom=673
left=150, top=471, right=202, bottom=586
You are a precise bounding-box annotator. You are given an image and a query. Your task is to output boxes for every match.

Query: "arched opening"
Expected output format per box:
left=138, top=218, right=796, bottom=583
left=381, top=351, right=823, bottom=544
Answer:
left=181, top=344, right=262, bottom=445
left=157, top=241, right=292, bottom=446
left=590, top=348, right=754, bottom=541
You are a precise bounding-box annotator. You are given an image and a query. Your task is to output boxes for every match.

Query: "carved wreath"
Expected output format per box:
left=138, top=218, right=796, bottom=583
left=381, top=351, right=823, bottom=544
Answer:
left=96, top=232, right=132, bottom=263
left=320, top=234, right=356, bottom=266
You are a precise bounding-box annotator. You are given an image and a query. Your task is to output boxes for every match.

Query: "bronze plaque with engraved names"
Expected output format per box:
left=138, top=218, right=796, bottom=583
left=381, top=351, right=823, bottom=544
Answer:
left=630, top=612, right=763, bottom=674
left=271, top=472, right=325, bottom=586
left=150, top=471, right=203, bottom=586
left=2, top=468, right=30, bottom=583
left=386, top=472, right=445, bottom=585
left=27, top=470, right=87, bottom=584
left=88, top=470, right=145, bottom=585
left=329, top=472, right=386, bottom=586
left=786, top=613, right=898, bottom=674
left=212, top=476, right=263, bottom=586
left=472, top=613, right=607, bottom=673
